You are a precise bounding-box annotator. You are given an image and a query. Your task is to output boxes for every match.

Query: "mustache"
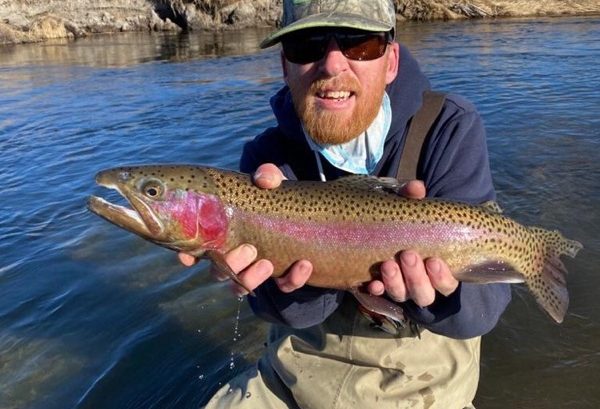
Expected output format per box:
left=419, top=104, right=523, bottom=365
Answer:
left=309, top=76, right=361, bottom=95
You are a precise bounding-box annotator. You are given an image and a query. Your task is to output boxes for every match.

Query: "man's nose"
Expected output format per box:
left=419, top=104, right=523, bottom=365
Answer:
left=317, top=38, right=350, bottom=76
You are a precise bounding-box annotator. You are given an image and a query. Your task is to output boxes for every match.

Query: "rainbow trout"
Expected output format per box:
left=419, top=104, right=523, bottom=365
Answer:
left=88, top=165, right=582, bottom=324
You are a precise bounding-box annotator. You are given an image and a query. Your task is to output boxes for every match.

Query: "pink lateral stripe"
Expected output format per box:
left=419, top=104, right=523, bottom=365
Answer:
left=234, top=209, right=487, bottom=248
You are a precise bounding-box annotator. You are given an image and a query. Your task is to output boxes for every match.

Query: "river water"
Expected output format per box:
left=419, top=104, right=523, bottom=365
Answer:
left=0, top=16, right=598, bottom=409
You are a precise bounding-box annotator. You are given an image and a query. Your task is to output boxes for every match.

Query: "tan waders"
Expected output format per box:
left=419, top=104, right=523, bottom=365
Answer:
left=203, top=297, right=480, bottom=409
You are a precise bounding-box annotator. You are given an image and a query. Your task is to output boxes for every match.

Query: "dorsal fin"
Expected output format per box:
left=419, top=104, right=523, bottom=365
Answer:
left=480, top=200, right=503, bottom=214
left=331, top=175, right=405, bottom=195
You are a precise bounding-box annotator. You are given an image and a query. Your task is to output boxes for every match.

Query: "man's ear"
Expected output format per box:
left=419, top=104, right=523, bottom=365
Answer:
left=385, top=42, right=400, bottom=85
left=281, top=50, right=289, bottom=85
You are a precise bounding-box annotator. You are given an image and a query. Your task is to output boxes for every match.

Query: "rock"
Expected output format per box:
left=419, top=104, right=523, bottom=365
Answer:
left=0, top=22, right=20, bottom=45
left=221, top=2, right=256, bottom=26
left=0, top=0, right=599, bottom=45
left=450, top=3, right=490, bottom=18
left=164, top=17, right=181, bottom=31
left=397, top=0, right=462, bottom=20
left=63, top=21, right=86, bottom=38
left=186, top=11, right=218, bottom=31
left=3, top=14, right=30, bottom=30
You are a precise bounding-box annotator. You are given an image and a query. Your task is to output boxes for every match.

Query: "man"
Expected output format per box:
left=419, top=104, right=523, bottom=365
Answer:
left=182, top=0, right=512, bottom=407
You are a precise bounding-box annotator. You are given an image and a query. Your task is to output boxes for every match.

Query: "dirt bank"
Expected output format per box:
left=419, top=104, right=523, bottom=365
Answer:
left=1, top=0, right=599, bottom=46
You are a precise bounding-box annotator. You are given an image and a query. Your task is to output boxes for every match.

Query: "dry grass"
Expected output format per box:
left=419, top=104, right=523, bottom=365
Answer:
left=29, top=15, right=70, bottom=40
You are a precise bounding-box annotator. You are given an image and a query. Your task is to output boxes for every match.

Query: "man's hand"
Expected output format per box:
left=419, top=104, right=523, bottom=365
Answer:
left=366, top=180, right=459, bottom=307
left=366, top=252, right=458, bottom=307
left=178, top=163, right=312, bottom=296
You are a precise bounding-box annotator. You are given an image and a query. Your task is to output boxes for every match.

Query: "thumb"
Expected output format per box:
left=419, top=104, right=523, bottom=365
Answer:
left=253, top=163, right=286, bottom=189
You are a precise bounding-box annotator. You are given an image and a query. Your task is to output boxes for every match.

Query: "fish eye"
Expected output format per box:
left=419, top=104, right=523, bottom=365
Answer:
left=142, top=181, right=163, bottom=199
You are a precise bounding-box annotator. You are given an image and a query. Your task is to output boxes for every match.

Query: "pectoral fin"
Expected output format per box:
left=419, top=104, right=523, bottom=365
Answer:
left=203, top=250, right=256, bottom=296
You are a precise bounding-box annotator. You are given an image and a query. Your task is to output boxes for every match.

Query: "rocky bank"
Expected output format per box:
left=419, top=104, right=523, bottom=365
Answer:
left=1, top=0, right=599, bottom=46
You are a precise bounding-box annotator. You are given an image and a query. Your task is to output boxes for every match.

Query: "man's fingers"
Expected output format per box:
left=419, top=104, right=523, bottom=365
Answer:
left=253, top=163, right=286, bottom=189
left=233, top=259, right=274, bottom=296
left=400, top=251, right=435, bottom=307
left=213, top=244, right=273, bottom=296
left=178, top=252, right=196, bottom=267
left=398, top=180, right=426, bottom=199
left=380, top=259, right=407, bottom=302
left=425, top=257, right=459, bottom=297
left=222, top=244, right=258, bottom=273
left=210, top=244, right=257, bottom=282
left=179, top=243, right=276, bottom=296
left=275, top=259, right=312, bottom=293
left=367, top=280, right=385, bottom=296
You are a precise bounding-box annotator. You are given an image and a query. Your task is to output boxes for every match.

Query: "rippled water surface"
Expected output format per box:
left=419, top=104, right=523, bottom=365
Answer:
left=0, top=17, right=598, bottom=409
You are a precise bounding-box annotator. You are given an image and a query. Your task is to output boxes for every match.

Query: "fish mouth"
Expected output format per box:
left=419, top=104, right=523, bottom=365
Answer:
left=88, top=174, right=164, bottom=239
left=88, top=195, right=154, bottom=237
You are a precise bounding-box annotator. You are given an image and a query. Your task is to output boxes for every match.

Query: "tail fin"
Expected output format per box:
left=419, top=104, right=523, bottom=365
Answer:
left=527, top=228, right=583, bottom=323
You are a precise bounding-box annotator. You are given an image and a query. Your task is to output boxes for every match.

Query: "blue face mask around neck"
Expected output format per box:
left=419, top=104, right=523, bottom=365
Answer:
left=304, top=92, right=392, bottom=175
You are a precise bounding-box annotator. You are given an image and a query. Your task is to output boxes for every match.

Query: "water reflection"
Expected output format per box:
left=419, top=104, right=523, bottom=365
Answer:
left=0, top=28, right=274, bottom=67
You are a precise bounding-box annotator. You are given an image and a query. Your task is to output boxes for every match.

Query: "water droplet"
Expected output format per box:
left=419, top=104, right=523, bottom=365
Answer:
left=228, top=296, right=244, bottom=371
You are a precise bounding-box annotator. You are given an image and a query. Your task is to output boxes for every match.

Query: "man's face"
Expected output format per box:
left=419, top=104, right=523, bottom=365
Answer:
left=281, top=29, right=399, bottom=145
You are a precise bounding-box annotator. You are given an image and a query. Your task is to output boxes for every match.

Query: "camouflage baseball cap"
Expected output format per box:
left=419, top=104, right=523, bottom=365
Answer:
left=260, top=0, right=396, bottom=49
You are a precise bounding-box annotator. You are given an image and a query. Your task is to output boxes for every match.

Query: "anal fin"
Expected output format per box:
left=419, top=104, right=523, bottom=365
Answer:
left=348, top=288, right=422, bottom=337
left=454, top=261, right=524, bottom=284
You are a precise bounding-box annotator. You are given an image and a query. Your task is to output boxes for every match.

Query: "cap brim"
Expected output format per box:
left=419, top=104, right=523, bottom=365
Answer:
left=259, top=13, right=394, bottom=49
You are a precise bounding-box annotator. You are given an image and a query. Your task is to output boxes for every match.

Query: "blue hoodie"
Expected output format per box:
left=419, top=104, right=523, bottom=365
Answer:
left=239, top=44, right=511, bottom=339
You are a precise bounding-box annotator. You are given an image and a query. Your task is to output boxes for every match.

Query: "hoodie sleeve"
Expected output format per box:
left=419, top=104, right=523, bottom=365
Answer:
left=400, top=95, right=511, bottom=338
left=239, top=129, right=345, bottom=328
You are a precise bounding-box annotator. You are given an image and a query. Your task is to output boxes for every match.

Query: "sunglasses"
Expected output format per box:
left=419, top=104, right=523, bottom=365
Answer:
left=281, top=29, right=391, bottom=65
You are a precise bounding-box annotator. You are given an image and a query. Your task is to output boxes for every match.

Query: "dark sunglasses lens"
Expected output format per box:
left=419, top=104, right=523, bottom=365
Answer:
left=282, top=36, right=327, bottom=64
left=339, top=33, right=387, bottom=61
left=282, top=31, right=387, bottom=64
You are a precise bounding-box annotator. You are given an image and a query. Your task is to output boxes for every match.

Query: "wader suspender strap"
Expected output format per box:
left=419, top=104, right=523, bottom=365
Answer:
left=396, top=91, right=446, bottom=181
